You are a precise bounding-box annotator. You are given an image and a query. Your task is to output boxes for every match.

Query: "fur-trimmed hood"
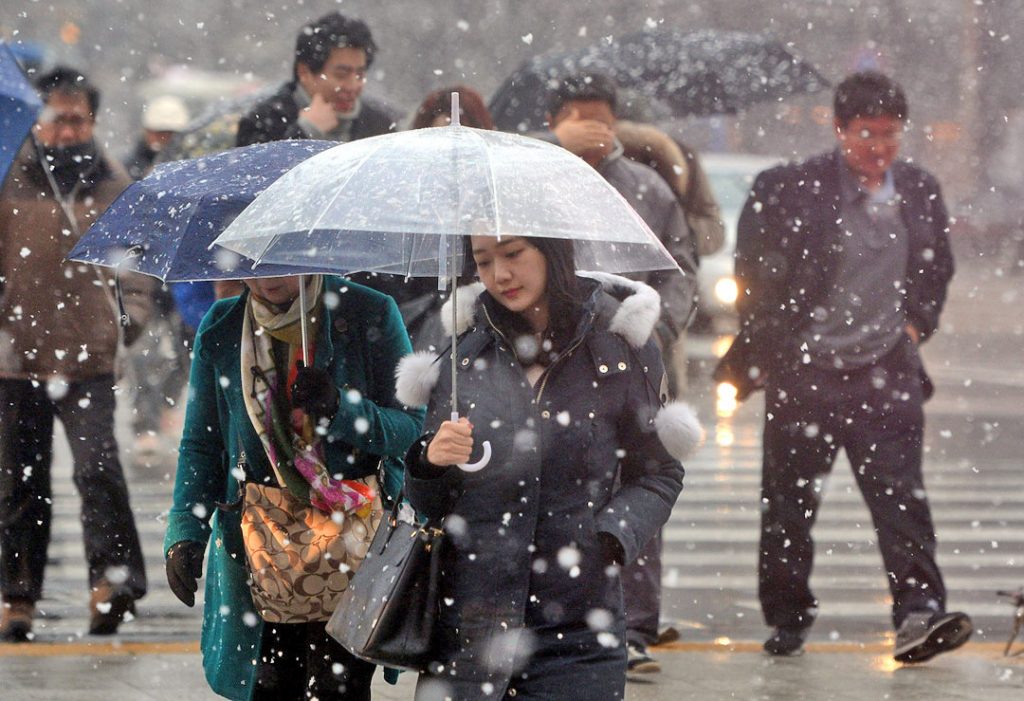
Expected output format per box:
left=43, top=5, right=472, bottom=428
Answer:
left=397, top=273, right=662, bottom=413
left=437, top=272, right=662, bottom=348
left=395, top=272, right=704, bottom=460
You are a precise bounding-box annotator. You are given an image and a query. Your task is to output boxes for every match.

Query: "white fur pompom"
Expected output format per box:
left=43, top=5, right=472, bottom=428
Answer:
left=440, top=282, right=485, bottom=337
left=395, top=351, right=441, bottom=407
left=654, top=402, right=705, bottom=460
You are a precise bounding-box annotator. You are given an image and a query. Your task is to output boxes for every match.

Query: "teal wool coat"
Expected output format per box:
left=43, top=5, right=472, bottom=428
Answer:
left=163, top=277, right=424, bottom=700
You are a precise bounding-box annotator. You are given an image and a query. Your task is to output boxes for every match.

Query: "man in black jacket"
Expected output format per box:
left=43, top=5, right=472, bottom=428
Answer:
left=545, top=74, right=700, bottom=676
left=716, top=72, right=970, bottom=663
left=236, top=11, right=396, bottom=147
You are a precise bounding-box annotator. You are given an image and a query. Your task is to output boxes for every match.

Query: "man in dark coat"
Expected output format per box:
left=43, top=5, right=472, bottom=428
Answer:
left=235, top=11, right=397, bottom=148
left=715, top=71, right=971, bottom=662
left=544, top=74, right=701, bottom=674
left=0, top=67, right=152, bottom=641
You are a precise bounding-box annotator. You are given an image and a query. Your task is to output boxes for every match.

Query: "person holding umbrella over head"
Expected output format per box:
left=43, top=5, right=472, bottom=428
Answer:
left=163, top=273, right=423, bottom=700
left=394, top=235, right=687, bottom=700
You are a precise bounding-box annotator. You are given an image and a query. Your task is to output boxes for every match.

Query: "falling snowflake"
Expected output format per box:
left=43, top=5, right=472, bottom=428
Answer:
left=557, top=545, right=581, bottom=570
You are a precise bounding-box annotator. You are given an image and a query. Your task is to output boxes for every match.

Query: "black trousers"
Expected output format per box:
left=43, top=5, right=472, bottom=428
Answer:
left=758, top=337, right=946, bottom=630
left=0, top=376, right=147, bottom=601
left=253, top=620, right=376, bottom=701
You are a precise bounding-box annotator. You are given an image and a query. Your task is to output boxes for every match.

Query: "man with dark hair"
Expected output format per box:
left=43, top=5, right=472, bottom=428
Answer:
left=0, top=66, right=152, bottom=641
left=716, top=71, right=971, bottom=662
left=546, top=74, right=699, bottom=379
left=545, top=73, right=700, bottom=675
left=236, top=11, right=396, bottom=146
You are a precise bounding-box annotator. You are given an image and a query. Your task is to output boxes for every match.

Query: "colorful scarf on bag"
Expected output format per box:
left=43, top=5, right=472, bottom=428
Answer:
left=240, top=276, right=375, bottom=516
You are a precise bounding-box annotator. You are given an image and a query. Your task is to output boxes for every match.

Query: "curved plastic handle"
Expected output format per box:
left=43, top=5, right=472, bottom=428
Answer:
left=452, top=411, right=492, bottom=472
left=459, top=440, right=492, bottom=472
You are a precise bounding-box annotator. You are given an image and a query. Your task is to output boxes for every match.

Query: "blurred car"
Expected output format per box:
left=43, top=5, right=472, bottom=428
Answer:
left=694, top=152, right=782, bottom=329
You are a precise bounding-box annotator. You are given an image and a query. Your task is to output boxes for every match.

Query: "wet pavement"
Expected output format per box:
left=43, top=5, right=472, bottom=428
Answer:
left=2, top=642, right=1023, bottom=700
left=1, top=260, right=1022, bottom=699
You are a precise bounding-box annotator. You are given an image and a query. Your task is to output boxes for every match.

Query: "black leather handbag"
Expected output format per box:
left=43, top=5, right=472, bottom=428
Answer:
left=325, top=491, right=445, bottom=671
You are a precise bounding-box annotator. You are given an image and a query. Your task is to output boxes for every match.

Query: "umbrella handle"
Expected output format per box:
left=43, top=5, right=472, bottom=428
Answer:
left=451, top=411, right=491, bottom=472
left=298, top=274, right=310, bottom=363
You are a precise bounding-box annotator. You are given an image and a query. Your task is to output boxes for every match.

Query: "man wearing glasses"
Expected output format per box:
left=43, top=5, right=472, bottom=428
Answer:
left=236, top=11, right=396, bottom=146
left=0, top=67, right=152, bottom=641
left=716, top=71, right=970, bottom=662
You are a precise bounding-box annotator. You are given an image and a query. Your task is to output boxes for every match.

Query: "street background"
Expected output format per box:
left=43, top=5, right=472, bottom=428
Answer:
left=2, top=1, right=1024, bottom=698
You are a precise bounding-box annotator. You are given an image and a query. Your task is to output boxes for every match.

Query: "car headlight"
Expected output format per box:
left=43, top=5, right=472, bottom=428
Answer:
left=713, top=277, right=739, bottom=305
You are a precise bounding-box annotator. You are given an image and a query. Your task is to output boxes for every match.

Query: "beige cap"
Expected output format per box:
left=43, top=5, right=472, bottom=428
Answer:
left=142, top=95, right=190, bottom=132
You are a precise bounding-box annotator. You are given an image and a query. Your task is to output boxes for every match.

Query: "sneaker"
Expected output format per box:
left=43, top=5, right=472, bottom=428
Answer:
left=894, top=611, right=973, bottom=664
left=88, top=581, right=136, bottom=636
left=0, top=598, right=33, bottom=643
left=763, top=626, right=808, bottom=656
left=626, top=642, right=662, bottom=674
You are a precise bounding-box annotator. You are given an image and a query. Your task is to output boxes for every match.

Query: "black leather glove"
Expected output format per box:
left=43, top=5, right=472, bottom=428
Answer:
left=291, top=362, right=340, bottom=423
left=598, top=532, right=625, bottom=567
left=166, top=540, right=205, bottom=607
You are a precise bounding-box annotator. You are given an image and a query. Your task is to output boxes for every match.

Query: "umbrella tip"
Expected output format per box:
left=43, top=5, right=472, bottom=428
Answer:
left=450, top=91, right=460, bottom=127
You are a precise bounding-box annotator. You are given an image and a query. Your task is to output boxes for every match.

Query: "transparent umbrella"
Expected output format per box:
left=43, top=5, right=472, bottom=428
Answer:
left=213, top=96, right=687, bottom=470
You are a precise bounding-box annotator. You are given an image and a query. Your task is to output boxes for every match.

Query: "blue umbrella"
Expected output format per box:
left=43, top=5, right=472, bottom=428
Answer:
left=67, top=139, right=336, bottom=281
left=0, top=40, right=42, bottom=187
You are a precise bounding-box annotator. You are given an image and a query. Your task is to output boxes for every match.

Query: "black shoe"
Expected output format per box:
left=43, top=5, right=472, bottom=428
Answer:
left=626, top=642, right=662, bottom=673
left=763, top=626, right=808, bottom=656
left=894, top=611, right=973, bottom=664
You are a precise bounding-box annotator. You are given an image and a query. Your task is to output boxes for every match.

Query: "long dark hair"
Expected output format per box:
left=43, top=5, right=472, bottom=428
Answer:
left=462, top=236, right=586, bottom=363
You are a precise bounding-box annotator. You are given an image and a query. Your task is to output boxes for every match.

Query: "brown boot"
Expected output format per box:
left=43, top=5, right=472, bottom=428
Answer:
left=0, top=597, right=34, bottom=643
left=88, top=581, right=135, bottom=636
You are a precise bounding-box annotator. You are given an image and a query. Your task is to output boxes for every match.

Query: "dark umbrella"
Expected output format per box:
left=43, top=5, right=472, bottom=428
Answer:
left=0, top=40, right=42, bottom=186
left=490, top=28, right=830, bottom=132
left=67, top=139, right=336, bottom=282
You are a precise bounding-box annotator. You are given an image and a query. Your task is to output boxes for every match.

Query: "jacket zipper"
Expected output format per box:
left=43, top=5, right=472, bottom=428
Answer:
left=535, top=336, right=585, bottom=405
left=479, top=303, right=585, bottom=406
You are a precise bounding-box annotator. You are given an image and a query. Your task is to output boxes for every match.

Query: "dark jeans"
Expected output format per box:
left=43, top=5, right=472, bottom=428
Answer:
left=0, top=376, right=147, bottom=601
left=623, top=528, right=662, bottom=647
left=758, top=337, right=946, bottom=630
left=253, top=620, right=376, bottom=701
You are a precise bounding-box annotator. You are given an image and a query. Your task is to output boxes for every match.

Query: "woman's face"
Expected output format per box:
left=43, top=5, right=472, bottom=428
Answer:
left=243, top=277, right=302, bottom=307
left=470, top=236, right=548, bottom=320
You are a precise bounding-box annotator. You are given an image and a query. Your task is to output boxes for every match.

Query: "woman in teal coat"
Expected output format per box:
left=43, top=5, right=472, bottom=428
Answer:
left=163, top=274, right=424, bottom=701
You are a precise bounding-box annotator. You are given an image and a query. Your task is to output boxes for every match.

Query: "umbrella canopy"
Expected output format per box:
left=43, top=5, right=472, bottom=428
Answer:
left=214, top=118, right=687, bottom=473
left=67, top=139, right=336, bottom=281
left=0, top=40, right=42, bottom=186
left=213, top=125, right=680, bottom=279
left=489, top=28, right=830, bottom=132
